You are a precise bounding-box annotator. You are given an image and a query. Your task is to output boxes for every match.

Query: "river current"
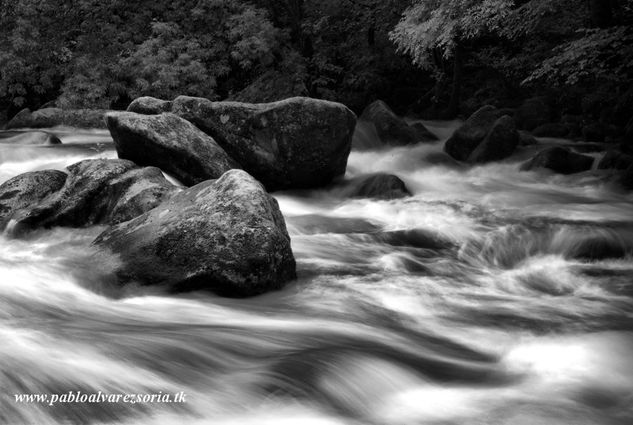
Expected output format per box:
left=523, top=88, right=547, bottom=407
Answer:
left=0, top=123, right=632, bottom=425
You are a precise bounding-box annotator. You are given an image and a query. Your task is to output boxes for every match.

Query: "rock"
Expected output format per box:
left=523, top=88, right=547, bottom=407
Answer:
left=230, top=69, right=309, bottom=104
left=171, top=96, right=357, bottom=191
left=444, top=105, right=503, bottom=161
left=0, top=131, right=62, bottom=145
left=6, top=108, right=109, bottom=129
left=126, top=97, right=173, bottom=115
left=106, top=112, right=239, bottom=186
left=468, top=115, right=519, bottom=163
left=0, top=170, right=67, bottom=230
left=518, top=130, right=538, bottom=146
left=597, top=150, right=633, bottom=170
left=343, top=173, right=412, bottom=200
left=582, top=123, right=605, bottom=143
left=10, top=159, right=177, bottom=232
left=94, top=169, right=296, bottom=297
left=520, top=147, right=594, bottom=174
left=410, top=122, right=439, bottom=142
left=356, top=100, right=437, bottom=147
left=531, top=123, right=570, bottom=138
left=515, top=97, right=551, bottom=131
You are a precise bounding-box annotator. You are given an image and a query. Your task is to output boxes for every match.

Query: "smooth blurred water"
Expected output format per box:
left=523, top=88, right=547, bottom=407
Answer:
left=1, top=125, right=632, bottom=425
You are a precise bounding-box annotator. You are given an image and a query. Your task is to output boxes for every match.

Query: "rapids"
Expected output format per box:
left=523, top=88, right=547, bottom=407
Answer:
left=0, top=124, right=632, bottom=425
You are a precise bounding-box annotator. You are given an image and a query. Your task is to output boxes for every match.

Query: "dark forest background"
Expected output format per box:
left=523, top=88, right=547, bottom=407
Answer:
left=1, top=0, right=632, bottom=140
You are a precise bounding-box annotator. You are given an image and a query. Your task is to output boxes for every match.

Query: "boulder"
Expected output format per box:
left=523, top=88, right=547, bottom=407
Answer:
left=0, top=131, right=61, bottom=145
left=10, top=159, right=177, bottom=233
left=126, top=97, right=173, bottom=115
left=520, top=147, right=594, bottom=174
left=531, top=123, right=570, bottom=138
left=343, top=173, right=412, bottom=200
left=356, top=100, right=437, bottom=147
left=0, top=170, right=67, bottom=230
left=515, top=97, right=551, bottom=131
left=468, top=115, right=519, bottom=163
left=6, top=108, right=109, bottom=129
left=171, top=96, right=357, bottom=191
left=106, top=112, right=239, bottom=186
left=444, top=105, right=503, bottom=161
left=597, top=150, right=633, bottom=170
left=94, top=169, right=296, bottom=297
left=518, top=130, right=538, bottom=146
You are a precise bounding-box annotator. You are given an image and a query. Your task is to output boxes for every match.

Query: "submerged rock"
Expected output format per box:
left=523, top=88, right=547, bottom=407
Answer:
left=126, top=97, right=173, bottom=115
left=0, top=131, right=61, bottom=145
left=7, top=108, right=109, bottom=129
left=94, top=169, right=296, bottom=297
left=9, top=159, right=177, bottom=233
left=0, top=170, right=67, bottom=229
left=342, top=173, right=412, bottom=200
left=468, top=115, right=519, bottom=163
left=106, top=112, right=239, bottom=186
left=520, top=147, right=594, bottom=174
left=355, top=100, right=436, bottom=148
left=171, top=96, right=356, bottom=191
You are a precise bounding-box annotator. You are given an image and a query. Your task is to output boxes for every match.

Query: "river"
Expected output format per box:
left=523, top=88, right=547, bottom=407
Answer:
left=1, top=123, right=632, bottom=425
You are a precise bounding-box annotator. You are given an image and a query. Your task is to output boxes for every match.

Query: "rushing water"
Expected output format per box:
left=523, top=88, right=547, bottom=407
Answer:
left=1, top=125, right=632, bottom=425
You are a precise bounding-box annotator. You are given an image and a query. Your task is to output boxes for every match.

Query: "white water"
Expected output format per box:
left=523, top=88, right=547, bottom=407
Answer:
left=1, top=126, right=632, bottom=425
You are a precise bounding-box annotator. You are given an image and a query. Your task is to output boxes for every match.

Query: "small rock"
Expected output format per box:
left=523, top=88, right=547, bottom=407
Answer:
left=520, top=147, right=594, bottom=174
left=0, top=131, right=62, bottom=145
left=343, top=173, right=412, bottom=200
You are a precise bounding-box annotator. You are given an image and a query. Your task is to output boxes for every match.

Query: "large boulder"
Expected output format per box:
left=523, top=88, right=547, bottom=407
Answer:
left=354, top=100, right=437, bottom=148
left=106, top=112, right=239, bottom=186
left=0, top=131, right=61, bottom=145
left=7, top=108, right=109, bottom=129
left=10, top=159, right=177, bottom=233
left=171, top=96, right=357, bottom=191
left=444, top=105, right=505, bottom=161
left=468, top=115, right=519, bottom=163
left=515, top=97, right=551, bottom=131
left=0, top=170, right=67, bottom=229
left=520, top=147, right=594, bottom=174
left=342, top=173, right=412, bottom=200
left=126, top=97, right=173, bottom=115
left=94, top=169, right=296, bottom=297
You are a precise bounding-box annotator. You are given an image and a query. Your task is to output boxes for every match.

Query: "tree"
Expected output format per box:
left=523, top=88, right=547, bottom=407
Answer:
left=390, top=0, right=513, bottom=117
